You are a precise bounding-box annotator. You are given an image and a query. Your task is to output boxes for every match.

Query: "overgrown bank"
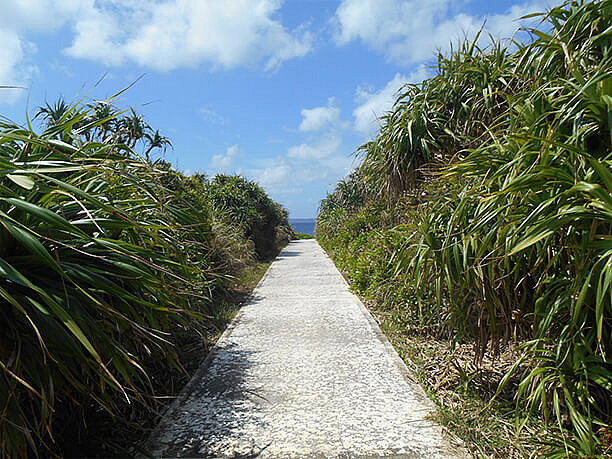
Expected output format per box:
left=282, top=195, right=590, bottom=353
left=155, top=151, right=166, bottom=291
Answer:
left=317, top=1, right=611, bottom=457
left=0, top=98, right=293, bottom=456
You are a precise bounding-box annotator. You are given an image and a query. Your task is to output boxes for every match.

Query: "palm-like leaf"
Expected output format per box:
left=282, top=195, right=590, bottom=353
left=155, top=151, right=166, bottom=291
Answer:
left=317, top=1, right=612, bottom=455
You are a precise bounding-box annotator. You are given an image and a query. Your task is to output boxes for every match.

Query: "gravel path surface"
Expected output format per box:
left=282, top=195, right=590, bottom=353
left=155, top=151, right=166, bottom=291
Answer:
left=146, top=240, right=467, bottom=458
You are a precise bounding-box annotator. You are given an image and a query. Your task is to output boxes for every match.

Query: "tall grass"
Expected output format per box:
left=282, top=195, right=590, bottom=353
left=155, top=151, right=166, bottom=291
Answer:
left=318, top=1, right=611, bottom=455
left=0, top=99, right=290, bottom=456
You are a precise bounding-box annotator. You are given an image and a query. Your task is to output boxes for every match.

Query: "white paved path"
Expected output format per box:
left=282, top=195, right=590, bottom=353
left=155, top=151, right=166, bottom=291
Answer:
left=147, top=240, right=466, bottom=458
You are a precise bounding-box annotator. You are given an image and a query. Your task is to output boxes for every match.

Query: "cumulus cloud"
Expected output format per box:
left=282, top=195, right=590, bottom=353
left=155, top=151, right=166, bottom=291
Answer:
left=288, top=135, right=343, bottom=160
left=242, top=97, right=352, bottom=196
left=353, top=73, right=407, bottom=135
left=0, top=0, right=312, bottom=103
left=244, top=94, right=350, bottom=205
left=65, top=5, right=126, bottom=66
left=0, top=0, right=81, bottom=32
left=243, top=152, right=353, bottom=196
left=0, top=30, right=28, bottom=103
left=290, top=95, right=349, bottom=161
left=234, top=158, right=296, bottom=195
left=333, top=0, right=546, bottom=65
left=251, top=163, right=292, bottom=191
left=352, top=66, right=430, bottom=136
left=210, top=144, right=238, bottom=171
left=299, top=97, right=341, bottom=132
left=65, top=0, right=313, bottom=71
left=0, top=0, right=79, bottom=102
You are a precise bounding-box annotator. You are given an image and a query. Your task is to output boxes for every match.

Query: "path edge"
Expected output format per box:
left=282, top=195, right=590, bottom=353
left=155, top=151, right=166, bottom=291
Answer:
left=143, top=248, right=280, bottom=453
left=318, top=241, right=469, bottom=456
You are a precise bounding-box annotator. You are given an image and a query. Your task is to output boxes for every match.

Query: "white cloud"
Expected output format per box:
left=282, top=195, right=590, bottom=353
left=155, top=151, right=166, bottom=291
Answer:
left=0, top=29, right=27, bottom=103
left=319, top=155, right=355, bottom=180
left=0, top=0, right=87, bottom=102
left=251, top=163, right=292, bottom=191
left=486, top=3, right=548, bottom=40
left=0, top=0, right=312, bottom=103
left=299, top=97, right=341, bottom=132
left=288, top=135, right=342, bottom=160
left=65, top=5, right=126, bottom=66
left=291, top=95, right=349, bottom=161
left=235, top=158, right=294, bottom=194
left=334, top=0, right=546, bottom=65
left=65, top=0, right=313, bottom=71
left=0, top=0, right=81, bottom=32
left=210, top=144, right=238, bottom=171
left=242, top=152, right=353, bottom=196
left=249, top=94, right=350, bottom=203
left=354, top=73, right=400, bottom=136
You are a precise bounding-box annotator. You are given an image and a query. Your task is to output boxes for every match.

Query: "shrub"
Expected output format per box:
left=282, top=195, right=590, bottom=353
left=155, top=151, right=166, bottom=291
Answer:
left=204, top=174, right=294, bottom=259
left=0, top=98, right=288, bottom=456
left=0, top=109, right=218, bottom=455
left=318, top=1, right=612, bottom=455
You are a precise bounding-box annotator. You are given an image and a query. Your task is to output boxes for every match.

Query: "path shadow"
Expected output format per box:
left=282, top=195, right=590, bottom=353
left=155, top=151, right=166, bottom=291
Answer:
left=145, top=342, right=271, bottom=458
left=277, top=250, right=302, bottom=257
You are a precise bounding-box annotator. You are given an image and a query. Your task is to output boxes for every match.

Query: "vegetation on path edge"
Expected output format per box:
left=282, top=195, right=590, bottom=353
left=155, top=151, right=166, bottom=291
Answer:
left=0, top=97, right=293, bottom=456
left=317, top=1, right=612, bottom=456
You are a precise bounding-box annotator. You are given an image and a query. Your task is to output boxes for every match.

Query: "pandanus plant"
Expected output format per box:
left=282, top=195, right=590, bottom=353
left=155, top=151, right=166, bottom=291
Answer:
left=0, top=100, right=224, bottom=456
left=319, top=0, right=612, bottom=455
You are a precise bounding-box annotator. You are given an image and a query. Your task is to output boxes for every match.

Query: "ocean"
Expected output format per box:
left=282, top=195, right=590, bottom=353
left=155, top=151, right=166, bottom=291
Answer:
left=290, top=218, right=316, bottom=236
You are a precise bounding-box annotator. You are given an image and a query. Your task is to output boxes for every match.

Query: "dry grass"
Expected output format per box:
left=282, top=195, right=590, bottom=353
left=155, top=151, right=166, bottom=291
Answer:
left=369, top=302, right=547, bottom=458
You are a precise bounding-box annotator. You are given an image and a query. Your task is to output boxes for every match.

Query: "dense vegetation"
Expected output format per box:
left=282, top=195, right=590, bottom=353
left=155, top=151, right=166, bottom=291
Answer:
left=317, top=1, right=611, bottom=456
left=204, top=174, right=293, bottom=259
left=0, top=98, right=292, bottom=456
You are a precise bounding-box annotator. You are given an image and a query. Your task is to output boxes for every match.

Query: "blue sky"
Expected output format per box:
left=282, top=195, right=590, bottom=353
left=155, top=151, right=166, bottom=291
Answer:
left=0, top=0, right=549, bottom=217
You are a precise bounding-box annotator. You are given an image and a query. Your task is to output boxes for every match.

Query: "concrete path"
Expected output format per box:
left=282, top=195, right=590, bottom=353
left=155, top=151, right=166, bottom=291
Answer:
left=146, top=240, right=466, bottom=458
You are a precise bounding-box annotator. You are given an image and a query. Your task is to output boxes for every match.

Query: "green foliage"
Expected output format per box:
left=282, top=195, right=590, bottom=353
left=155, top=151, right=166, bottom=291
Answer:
left=358, top=34, right=520, bottom=199
left=0, top=98, right=286, bottom=456
left=293, top=232, right=315, bottom=240
left=318, top=1, right=612, bottom=456
left=204, top=174, right=294, bottom=259
left=318, top=170, right=368, bottom=215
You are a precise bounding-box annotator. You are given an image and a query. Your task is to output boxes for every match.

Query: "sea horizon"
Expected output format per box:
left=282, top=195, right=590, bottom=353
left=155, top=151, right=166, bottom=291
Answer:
left=289, top=217, right=316, bottom=236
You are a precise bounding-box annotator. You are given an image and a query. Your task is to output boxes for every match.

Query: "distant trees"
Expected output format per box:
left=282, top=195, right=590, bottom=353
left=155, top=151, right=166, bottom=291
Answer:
left=204, top=174, right=294, bottom=259
left=36, top=99, right=172, bottom=160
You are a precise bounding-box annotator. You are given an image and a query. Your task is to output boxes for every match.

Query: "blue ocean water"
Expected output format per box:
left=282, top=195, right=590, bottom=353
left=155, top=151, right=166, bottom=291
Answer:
left=290, top=218, right=316, bottom=236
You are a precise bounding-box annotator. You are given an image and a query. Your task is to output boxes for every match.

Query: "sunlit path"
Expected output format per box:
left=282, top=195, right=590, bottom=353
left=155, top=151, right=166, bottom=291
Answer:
left=146, top=240, right=466, bottom=457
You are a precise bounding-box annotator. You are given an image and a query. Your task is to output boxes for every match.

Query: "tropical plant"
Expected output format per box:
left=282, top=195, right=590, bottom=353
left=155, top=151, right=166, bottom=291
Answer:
left=144, top=129, right=173, bottom=160
left=35, top=98, right=71, bottom=127
left=118, top=108, right=150, bottom=148
left=318, top=1, right=612, bottom=455
left=0, top=97, right=289, bottom=456
left=318, top=170, right=367, bottom=216
left=358, top=36, right=521, bottom=199
left=205, top=174, right=294, bottom=259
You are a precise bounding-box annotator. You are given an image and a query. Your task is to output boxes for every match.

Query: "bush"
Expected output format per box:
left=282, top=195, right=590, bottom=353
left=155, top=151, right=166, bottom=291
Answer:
left=204, top=174, right=294, bottom=259
left=0, top=99, right=288, bottom=456
left=318, top=1, right=612, bottom=455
